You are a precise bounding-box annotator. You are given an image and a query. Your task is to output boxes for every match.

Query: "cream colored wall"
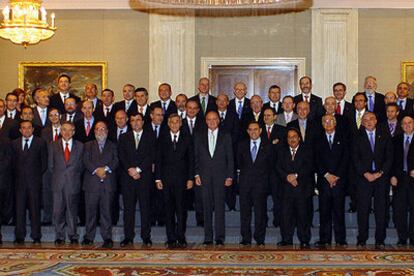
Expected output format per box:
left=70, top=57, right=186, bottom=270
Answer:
left=0, top=10, right=149, bottom=100
left=195, top=10, right=312, bottom=88
left=359, top=9, right=414, bottom=94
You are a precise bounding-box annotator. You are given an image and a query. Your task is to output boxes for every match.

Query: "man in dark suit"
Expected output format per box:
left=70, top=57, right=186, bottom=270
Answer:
left=315, top=114, right=349, bottom=247
left=277, top=128, right=313, bottom=248
left=155, top=114, right=194, bottom=248
left=390, top=116, right=414, bottom=246
left=261, top=107, right=286, bottom=228
left=353, top=112, right=393, bottom=249
left=175, top=94, right=188, bottom=119
left=150, top=83, right=177, bottom=123
left=62, top=97, right=83, bottom=124
left=113, top=84, right=137, bottom=118
left=40, top=108, right=62, bottom=226
left=287, top=101, right=319, bottom=147
left=276, top=96, right=298, bottom=127
left=333, top=82, right=353, bottom=118
left=48, top=121, right=84, bottom=245
left=84, top=83, right=102, bottom=110
left=294, top=76, right=324, bottom=122
left=263, top=85, right=283, bottom=114
left=33, top=88, right=51, bottom=129
left=0, top=99, right=18, bottom=140
left=94, top=88, right=116, bottom=129
left=118, top=112, right=156, bottom=247
left=238, top=121, right=274, bottom=246
left=189, top=77, right=217, bottom=118
left=12, top=120, right=47, bottom=244
left=379, top=103, right=403, bottom=138
left=229, top=82, right=251, bottom=120
left=15, top=106, right=42, bottom=137
left=396, top=82, right=414, bottom=120
left=182, top=100, right=205, bottom=136
left=75, top=101, right=96, bottom=143
left=82, top=121, right=118, bottom=248
left=49, top=74, right=81, bottom=114
left=194, top=111, right=234, bottom=246
left=132, top=87, right=151, bottom=124
left=240, top=95, right=265, bottom=137
left=0, top=135, right=11, bottom=243
left=320, top=96, right=350, bottom=139
left=364, top=76, right=386, bottom=122
left=5, top=92, right=21, bottom=120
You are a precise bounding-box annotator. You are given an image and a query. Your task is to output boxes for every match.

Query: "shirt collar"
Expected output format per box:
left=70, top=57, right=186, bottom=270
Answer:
left=325, top=131, right=335, bottom=138
left=251, top=137, right=261, bottom=145
left=170, top=131, right=180, bottom=140
left=209, top=128, right=218, bottom=135
left=133, top=129, right=143, bottom=136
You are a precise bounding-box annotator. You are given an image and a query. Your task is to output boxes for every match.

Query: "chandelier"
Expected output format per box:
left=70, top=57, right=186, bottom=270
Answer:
left=135, top=0, right=304, bottom=9
left=0, top=0, right=56, bottom=47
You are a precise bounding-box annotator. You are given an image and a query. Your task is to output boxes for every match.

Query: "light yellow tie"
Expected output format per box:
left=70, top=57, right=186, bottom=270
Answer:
left=356, top=112, right=362, bottom=129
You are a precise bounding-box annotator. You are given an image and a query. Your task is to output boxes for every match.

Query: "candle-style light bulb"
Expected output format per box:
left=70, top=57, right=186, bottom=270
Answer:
left=2, top=6, right=10, bottom=21
left=51, top=12, right=55, bottom=28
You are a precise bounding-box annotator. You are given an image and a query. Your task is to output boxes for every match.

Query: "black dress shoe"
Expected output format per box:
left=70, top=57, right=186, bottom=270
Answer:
left=202, top=241, right=213, bottom=246
left=177, top=240, right=187, bottom=248
left=165, top=241, right=176, bottom=249
left=14, top=239, right=24, bottom=245
left=357, top=241, right=366, bottom=247
left=215, top=239, right=224, bottom=246
left=375, top=242, right=385, bottom=250
left=314, top=241, right=329, bottom=247
left=70, top=238, right=79, bottom=245
left=300, top=242, right=310, bottom=249
left=336, top=241, right=348, bottom=246
left=55, top=239, right=65, bottom=245
left=0, top=239, right=2, bottom=245
left=33, top=239, right=41, bottom=244
left=41, top=221, right=52, bottom=226
left=397, top=240, right=407, bottom=247
left=102, top=239, right=113, bottom=249
left=120, top=239, right=133, bottom=247
left=256, top=242, right=265, bottom=247
left=239, top=240, right=251, bottom=246
left=143, top=238, right=152, bottom=247
left=277, top=241, right=292, bottom=246
left=347, top=207, right=356, bottom=213
left=81, top=239, right=93, bottom=246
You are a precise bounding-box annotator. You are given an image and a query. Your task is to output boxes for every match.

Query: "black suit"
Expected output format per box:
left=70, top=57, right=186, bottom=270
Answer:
left=397, top=98, right=414, bottom=120
left=113, top=100, right=137, bottom=119
left=391, top=134, right=414, bottom=243
left=33, top=107, right=51, bottom=128
left=74, top=118, right=96, bottom=143
left=49, top=93, right=81, bottom=114
left=0, top=117, right=19, bottom=140
left=194, top=128, right=234, bottom=242
left=150, top=100, right=177, bottom=123
left=93, top=105, right=116, bottom=129
left=366, top=92, right=386, bottom=122
left=128, top=104, right=151, bottom=125
left=379, top=120, right=403, bottom=138
left=12, top=136, right=47, bottom=241
left=316, top=131, right=349, bottom=244
left=263, top=101, right=283, bottom=114
left=277, top=144, right=313, bottom=244
left=0, top=137, right=11, bottom=238
left=240, top=111, right=264, bottom=138
left=189, top=94, right=217, bottom=118
left=352, top=128, right=393, bottom=244
left=229, top=98, right=251, bottom=120
left=62, top=112, right=83, bottom=124
left=155, top=131, right=194, bottom=243
left=287, top=119, right=320, bottom=147
left=237, top=139, right=274, bottom=244
left=118, top=130, right=156, bottom=241
left=294, top=94, right=324, bottom=122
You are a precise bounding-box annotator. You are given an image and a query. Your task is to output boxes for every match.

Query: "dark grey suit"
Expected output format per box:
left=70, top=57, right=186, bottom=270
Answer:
left=83, top=139, right=119, bottom=241
left=48, top=139, right=84, bottom=240
left=194, top=128, right=234, bottom=242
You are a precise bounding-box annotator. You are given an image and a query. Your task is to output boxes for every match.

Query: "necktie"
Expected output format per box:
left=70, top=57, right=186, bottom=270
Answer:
left=86, top=121, right=91, bottom=136
left=251, top=141, right=257, bottom=162
left=237, top=101, right=243, bottom=119
left=356, top=112, right=362, bottom=129
left=209, top=131, right=215, bottom=157
left=368, top=95, right=374, bottom=112
left=369, top=132, right=376, bottom=171
left=41, top=109, right=46, bottom=125
left=404, top=136, right=410, bottom=172
left=201, top=97, right=206, bottom=114
left=267, top=126, right=271, bottom=139
left=220, top=112, right=225, bottom=123
left=135, top=133, right=140, bottom=150
left=99, top=142, right=104, bottom=153
left=254, top=113, right=259, bottom=122
left=299, top=120, right=306, bottom=142
left=286, top=113, right=291, bottom=124
left=8, top=112, right=12, bottom=119
left=304, top=95, right=309, bottom=103
left=23, top=138, right=29, bottom=151
left=291, top=148, right=296, bottom=161
left=389, top=122, right=395, bottom=136
left=125, top=101, right=130, bottom=111
left=189, top=119, right=194, bottom=134
left=69, top=114, right=73, bottom=122
left=105, top=107, right=110, bottom=117
left=173, top=134, right=177, bottom=151
left=162, top=102, right=167, bottom=114
left=64, top=142, right=70, bottom=162
left=336, top=102, right=341, bottom=115
left=139, top=106, right=144, bottom=115
left=154, top=125, right=159, bottom=138
left=54, top=129, right=59, bottom=141
left=118, top=129, right=124, bottom=140
left=328, top=134, right=333, bottom=149
left=399, top=100, right=404, bottom=111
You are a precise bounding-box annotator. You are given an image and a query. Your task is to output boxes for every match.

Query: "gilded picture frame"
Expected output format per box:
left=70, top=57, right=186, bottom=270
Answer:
left=18, top=61, right=107, bottom=99
left=401, top=61, right=414, bottom=98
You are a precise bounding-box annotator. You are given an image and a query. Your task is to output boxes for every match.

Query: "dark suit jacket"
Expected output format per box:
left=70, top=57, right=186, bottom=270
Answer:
left=108, top=125, right=130, bottom=144
left=33, top=107, right=51, bottom=128
left=41, top=126, right=60, bottom=143
left=219, top=110, right=240, bottom=146
left=83, top=139, right=119, bottom=193
left=189, top=94, right=217, bottom=117
left=0, top=117, right=19, bottom=140
left=240, top=111, right=265, bottom=138
left=261, top=123, right=286, bottom=147
left=13, top=120, right=42, bottom=138
left=315, top=130, right=349, bottom=191
left=352, top=128, right=393, bottom=177
left=367, top=92, right=386, bottom=122
left=294, top=94, right=324, bottom=122
left=150, top=100, right=178, bottom=122
left=181, top=115, right=206, bottom=137
left=49, top=93, right=81, bottom=114
left=74, top=118, right=96, bottom=143
left=93, top=105, right=116, bottom=129
left=391, top=134, right=414, bottom=179
left=263, top=101, right=284, bottom=114
left=48, top=139, right=84, bottom=194
left=0, top=137, right=11, bottom=190
left=398, top=98, right=414, bottom=120
left=128, top=104, right=151, bottom=125
left=276, top=143, right=314, bottom=197
left=378, top=120, right=403, bottom=139
left=155, top=131, right=194, bottom=184
left=113, top=100, right=138, bottom=118
left=287, top=119, right=320, bottom=147
left=194, top=128, right=234, bottom=181
left=11, top=136, right=47, bottom=191
left=341, top=101, right=353, bottom=118
left=229, top=98, right=251, bottom=119
left=118, top=130, right=156, bottom=187
left=61, top=112, right=83, bottom=124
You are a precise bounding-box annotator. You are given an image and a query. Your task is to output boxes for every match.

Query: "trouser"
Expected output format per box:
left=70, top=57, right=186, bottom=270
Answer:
left=15, top=186, right=42, bottom=241
left=163, top=181, right=186, bottom=242
left=201, top=177, right=225, bottom=242
left=280, top=195, right=311, bottom=244
left=53, top=189, right=79, bottom=240
left=318, top=187, right=346, bottom=243
left=84, top=190, right=114, bottom=241
left=393, top=174, right=414, bottom=242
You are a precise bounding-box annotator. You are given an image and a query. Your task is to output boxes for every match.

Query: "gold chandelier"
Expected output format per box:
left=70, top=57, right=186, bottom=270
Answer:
left=0, top=0, right=56, bottom=47
left=135, top=0, right=305, bottom=9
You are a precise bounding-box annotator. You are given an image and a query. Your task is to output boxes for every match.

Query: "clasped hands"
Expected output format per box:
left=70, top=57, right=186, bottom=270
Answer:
left=194, top=176, right=233, bottom=187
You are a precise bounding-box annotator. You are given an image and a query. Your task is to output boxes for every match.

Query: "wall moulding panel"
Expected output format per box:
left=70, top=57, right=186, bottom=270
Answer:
left=312, top=9, right=358, bottom=100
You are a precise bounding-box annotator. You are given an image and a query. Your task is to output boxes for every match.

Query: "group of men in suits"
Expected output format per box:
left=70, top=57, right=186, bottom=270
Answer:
left=0, top=73, right=413, bottom=250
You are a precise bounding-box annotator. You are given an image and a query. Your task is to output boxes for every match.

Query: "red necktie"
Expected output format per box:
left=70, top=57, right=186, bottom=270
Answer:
left=54, top=129, right=59, bottom=141
left=86, top=121, right=91, bottom=136
left=267, top=126, right=271, bottom=139
left=305, top=95, right=309, bottom=103
left=336, top=102, right=341, bottom=115
left=64, top=142, right=70, bottom=163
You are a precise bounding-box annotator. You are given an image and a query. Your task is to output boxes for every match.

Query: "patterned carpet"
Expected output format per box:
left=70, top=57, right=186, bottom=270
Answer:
left=1, top=245, right=414, bottom=275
